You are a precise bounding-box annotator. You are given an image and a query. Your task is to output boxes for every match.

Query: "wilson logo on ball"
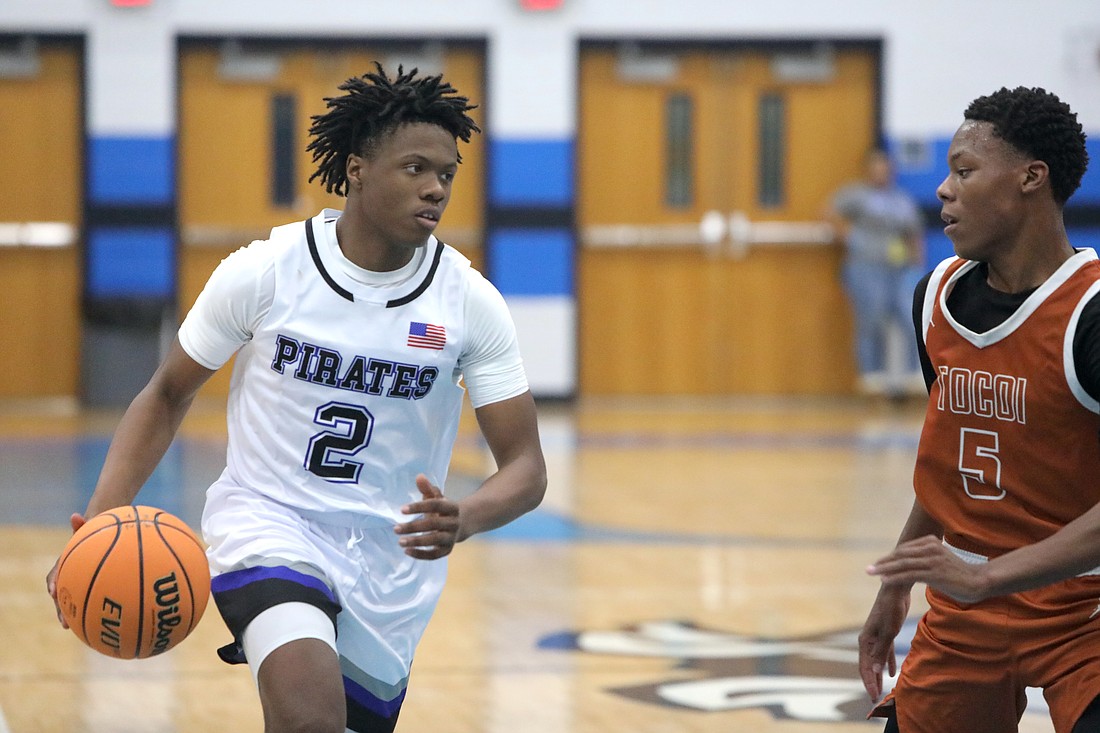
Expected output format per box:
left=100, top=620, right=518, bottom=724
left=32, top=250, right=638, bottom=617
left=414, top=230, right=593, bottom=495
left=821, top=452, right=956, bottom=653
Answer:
left=152, top=573, right=184, bottom=655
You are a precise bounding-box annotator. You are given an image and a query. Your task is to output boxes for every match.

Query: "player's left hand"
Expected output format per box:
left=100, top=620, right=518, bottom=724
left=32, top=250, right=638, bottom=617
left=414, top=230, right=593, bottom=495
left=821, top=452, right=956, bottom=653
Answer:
left=395, top=474, right=461, bottom=560
left=867, top=534, right=991, bottom=604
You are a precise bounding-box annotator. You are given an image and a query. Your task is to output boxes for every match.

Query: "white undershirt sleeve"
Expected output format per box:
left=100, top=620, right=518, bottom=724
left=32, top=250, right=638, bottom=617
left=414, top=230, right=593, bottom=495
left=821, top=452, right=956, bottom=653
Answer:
left=458, top=270, right=529, bottom=408
left=177, top=242, right=275, bottom=370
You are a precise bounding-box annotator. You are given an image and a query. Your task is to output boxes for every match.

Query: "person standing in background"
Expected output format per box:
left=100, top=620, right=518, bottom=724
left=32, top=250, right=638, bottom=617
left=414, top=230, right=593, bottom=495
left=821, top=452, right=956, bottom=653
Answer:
left=828, top=148, right=926, bottom=399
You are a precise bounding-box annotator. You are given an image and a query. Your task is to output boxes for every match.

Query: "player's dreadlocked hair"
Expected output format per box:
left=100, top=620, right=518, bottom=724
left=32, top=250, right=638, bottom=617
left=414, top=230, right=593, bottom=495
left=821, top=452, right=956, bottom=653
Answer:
left=307, top=63, right=480, bottom=196
left=964, top=86, right=1088, bottom=205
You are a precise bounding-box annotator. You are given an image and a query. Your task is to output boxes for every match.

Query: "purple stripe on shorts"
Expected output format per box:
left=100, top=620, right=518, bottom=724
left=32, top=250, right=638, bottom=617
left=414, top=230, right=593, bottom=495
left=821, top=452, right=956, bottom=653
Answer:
left=211, top=565, right=335, bottom=601
left=344, top=675, right=407, bottom=719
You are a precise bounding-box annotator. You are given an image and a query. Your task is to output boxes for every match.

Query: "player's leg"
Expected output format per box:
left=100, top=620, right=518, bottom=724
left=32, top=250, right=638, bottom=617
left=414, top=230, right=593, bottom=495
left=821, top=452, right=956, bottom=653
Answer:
left=257, top=643, right=344, bottom=732
left=891, top=602, right=1022, bottom=733
left=244, top=602, right=345, bottom=732
left=1022, top=582, right=1100, bottom=733
left=203, top=483, right=349, bottom=728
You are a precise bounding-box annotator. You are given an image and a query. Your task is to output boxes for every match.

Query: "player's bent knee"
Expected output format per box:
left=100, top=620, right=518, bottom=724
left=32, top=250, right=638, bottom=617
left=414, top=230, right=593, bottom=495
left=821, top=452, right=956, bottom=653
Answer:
left=243, top=601, right=338, bottom=680
left=245, top=602, right=344, bottom=732
left=257, top=639, right=345, bottom=733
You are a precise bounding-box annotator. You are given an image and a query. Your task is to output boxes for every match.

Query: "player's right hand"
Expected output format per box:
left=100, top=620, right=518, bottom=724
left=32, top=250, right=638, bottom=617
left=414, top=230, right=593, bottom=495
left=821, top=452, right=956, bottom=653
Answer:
left=46, top=513, right=86, bottom=628
left=857, top=584, right=910, bottom=702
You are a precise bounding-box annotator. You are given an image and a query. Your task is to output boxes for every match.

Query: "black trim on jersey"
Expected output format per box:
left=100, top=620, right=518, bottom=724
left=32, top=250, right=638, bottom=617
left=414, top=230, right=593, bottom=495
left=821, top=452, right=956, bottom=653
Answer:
left=306, top=218, right=355, bottom=302
left=912, top=271, right=939, bottom=392
left=304, top=218, right=445, bottom=307
left=386, top=241, right=444, bottom=308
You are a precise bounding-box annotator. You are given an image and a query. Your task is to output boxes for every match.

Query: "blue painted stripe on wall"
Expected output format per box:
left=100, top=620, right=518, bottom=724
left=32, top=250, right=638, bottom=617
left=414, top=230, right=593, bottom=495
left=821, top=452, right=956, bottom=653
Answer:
left=488, top=228, right=573, bottom=297
left=892, top=137, right=949, bottom=206
left=86, top=226, right=175, bottom=298
left=88, top=135, right=175, bottom=205
left=923, top=227, right=954, bottom=267
left=1069, top=227, right=1100, bottom=252
left=490, top=138, right=573, bottom=207
left=892, top=136, right=1100, bottom=207
left=1083, top=139, right=1100, bottom=204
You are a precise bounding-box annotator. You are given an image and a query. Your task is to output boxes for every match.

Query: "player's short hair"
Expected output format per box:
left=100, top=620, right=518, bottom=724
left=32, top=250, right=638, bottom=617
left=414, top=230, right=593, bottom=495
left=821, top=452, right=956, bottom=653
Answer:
left=964, top=86, right=1088, bottom=205
left=307, top=63, right=481, bottom=196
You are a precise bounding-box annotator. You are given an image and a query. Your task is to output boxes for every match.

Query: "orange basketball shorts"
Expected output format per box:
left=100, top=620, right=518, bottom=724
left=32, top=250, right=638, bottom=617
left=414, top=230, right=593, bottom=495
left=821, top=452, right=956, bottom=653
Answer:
left=880, top=579, right=1100, bottom=733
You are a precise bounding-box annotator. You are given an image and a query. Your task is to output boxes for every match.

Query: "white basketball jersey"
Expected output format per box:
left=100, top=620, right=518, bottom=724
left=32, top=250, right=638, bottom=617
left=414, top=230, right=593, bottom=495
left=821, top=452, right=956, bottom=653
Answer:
left=222, top=210, right=469, bottom=526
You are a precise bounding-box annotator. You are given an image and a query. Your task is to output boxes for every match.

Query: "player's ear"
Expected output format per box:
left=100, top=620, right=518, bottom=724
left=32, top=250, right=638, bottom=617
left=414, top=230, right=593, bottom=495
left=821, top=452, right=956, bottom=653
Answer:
left=1021, top=159, right=1049, bottom=196
left=346, top=153, right=364, bottom=191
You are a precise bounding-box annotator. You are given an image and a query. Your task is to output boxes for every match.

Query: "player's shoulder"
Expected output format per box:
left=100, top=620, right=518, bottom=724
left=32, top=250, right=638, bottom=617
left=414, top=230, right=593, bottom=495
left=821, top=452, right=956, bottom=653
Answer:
left=262, top=216, right=312, bottom=254
left=223, top=214, right=318, bottom=270
left=213, top=236, right=280, bottom=281
left=258, top=209, right=338, bottom=256
left=202, top=222, right=298, bottom=297
left=434, top=239, right=472, bottom=270
left=462, top=264, right=508, bottom=308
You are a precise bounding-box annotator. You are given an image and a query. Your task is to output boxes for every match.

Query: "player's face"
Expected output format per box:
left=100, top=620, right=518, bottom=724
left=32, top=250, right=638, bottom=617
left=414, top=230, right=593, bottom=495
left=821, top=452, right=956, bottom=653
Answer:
left=936, top=120, right=1031, bottom=262
left=349, top=122, right=459, bottom=253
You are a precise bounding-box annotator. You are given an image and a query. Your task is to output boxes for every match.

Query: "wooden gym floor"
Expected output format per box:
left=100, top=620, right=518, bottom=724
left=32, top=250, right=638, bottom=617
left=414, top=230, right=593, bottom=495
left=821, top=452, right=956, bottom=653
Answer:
left=0, top=395, right=1057, bottom=732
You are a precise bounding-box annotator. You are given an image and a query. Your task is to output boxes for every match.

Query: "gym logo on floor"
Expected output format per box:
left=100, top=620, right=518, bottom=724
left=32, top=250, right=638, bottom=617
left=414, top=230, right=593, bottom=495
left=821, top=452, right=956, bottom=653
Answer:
left=539, top=619, right=897, bottom=722
left=539, top=618, right=1052, bottom=722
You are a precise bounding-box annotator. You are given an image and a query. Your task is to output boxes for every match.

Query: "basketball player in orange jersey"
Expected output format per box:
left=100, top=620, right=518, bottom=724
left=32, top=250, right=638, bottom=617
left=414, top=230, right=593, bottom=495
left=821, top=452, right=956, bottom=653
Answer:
left=46, top=64, right=547, bottom=733
left=859, top=86, right=1100, bottom=732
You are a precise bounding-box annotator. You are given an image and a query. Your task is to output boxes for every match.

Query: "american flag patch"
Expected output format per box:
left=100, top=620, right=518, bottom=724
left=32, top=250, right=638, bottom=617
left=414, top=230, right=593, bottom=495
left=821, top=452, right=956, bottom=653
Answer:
left=407, top=321, right=446, bottom=350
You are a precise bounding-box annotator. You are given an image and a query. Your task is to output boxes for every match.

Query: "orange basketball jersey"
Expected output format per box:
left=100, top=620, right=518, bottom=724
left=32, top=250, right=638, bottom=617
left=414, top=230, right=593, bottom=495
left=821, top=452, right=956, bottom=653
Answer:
left=915, top=252, right=1100, bottom=559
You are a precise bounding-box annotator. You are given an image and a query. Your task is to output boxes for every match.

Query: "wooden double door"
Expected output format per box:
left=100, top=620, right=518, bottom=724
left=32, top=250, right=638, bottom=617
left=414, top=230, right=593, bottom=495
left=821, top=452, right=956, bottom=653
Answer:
left=0, top=38, right=82, bottom=398
left=578, top=44, right=879, bottom=395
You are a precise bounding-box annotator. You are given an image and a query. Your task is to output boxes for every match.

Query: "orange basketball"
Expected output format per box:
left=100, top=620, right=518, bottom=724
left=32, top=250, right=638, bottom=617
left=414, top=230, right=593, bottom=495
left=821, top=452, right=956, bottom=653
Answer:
left=54, top=505, right=211, bottom=659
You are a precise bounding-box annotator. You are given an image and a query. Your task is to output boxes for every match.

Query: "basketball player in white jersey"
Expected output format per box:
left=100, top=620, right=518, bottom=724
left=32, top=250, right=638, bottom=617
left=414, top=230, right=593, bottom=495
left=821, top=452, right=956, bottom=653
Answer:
left=48, top=64, right=547, bottom=733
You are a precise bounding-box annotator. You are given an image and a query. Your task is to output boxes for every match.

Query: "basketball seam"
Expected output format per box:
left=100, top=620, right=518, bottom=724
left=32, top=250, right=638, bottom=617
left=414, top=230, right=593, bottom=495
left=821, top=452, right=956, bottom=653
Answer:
left=134, top=509, right=145, bottom=659
left=71, top=513, right=124, bottom=648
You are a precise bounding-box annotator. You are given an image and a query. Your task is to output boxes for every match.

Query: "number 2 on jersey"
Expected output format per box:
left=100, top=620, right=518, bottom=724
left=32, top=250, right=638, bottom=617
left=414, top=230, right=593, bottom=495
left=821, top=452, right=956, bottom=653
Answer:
left=958, top=427, right=1005, bottom=500
left=305, top=402, right=375, bottom=482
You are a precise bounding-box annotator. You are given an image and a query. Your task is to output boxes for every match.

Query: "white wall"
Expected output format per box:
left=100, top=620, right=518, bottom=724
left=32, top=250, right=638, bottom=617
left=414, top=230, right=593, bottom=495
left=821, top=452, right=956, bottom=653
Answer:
left=2, top=0, right=1096, bottom=138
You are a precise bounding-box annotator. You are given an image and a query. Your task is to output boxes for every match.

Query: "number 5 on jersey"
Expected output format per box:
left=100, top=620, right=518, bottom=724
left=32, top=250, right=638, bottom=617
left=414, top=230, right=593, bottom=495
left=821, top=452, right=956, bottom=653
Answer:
left=958, top=427, right=1005, bottom=501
